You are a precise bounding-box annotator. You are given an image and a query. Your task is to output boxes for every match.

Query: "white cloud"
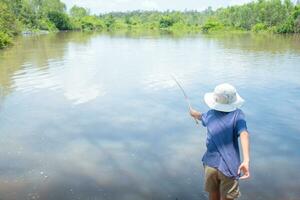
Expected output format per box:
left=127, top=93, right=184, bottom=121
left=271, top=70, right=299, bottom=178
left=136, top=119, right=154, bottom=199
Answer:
left=141, top=0, right=159, bottom=10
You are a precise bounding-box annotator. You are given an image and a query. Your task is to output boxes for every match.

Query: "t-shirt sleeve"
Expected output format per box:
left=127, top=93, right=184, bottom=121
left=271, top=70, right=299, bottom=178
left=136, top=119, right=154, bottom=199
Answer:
left=201, top=112, right=208, bottom=127
left=235, top=110, right=248, bottom=136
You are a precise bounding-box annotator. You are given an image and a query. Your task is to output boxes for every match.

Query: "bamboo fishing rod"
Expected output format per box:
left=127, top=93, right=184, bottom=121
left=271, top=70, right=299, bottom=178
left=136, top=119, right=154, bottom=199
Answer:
left=171, top=75, right=199, bottom=125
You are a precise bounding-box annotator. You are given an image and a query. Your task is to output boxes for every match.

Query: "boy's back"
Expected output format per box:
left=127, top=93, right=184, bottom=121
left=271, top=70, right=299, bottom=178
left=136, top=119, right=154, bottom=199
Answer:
left=190, top=83, right=250, bottom=200
left=201, top=109, right=247, bottom=179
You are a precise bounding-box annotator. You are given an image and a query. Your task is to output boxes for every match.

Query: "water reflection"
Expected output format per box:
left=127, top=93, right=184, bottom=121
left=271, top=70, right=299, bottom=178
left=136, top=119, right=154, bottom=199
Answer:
left=0, top=32, right=300, bottom=200
left=203, top=32, right=300, bottom=53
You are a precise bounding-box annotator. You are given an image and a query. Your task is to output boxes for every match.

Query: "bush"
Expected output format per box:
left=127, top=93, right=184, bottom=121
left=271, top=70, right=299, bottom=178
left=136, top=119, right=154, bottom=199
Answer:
left=0, top=1, right=20, bottom=35
left=80, top=16, right=105, bottom=31
left=103, top=15, right=116, bottom=30
left=69, top=18, right=81, bottom=30
left=70, top=5, right=89, bottom=19
left=159, top=15, right=175, bottom=28
left=110, top=19, right=127, bottom=29
left=38, top=19, right=58, bottom=31
left=170, top=22, right=187, bottom=30
left=159, top=13, right=182, bottom=28
left=252, top=23, right=267, bottom=32
left=276, top=6, right=300, bottom=33
left=276, top=17, right=294, bottom=33
left=201, top=19, right=223, bottom=33
left=293, top=6, right=300, bottom=33
left=0, top=32, right=12, bottom=49
left=47, top=11, right=72, bottom=30
left=295, top=15, right=300, bottom=33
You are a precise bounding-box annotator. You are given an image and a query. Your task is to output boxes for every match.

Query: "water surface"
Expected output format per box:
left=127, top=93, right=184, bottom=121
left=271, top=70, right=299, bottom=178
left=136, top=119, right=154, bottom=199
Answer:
left=0, top=32, right=300, bottom=200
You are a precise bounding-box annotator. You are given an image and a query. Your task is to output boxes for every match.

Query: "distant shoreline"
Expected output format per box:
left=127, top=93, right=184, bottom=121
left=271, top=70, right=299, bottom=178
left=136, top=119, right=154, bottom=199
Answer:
left=1, top=0, right=300, bottom=50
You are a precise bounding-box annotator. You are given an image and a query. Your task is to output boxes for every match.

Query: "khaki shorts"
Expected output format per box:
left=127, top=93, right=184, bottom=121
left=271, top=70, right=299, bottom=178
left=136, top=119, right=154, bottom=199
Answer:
left=204, top=165, right=241, bottom=199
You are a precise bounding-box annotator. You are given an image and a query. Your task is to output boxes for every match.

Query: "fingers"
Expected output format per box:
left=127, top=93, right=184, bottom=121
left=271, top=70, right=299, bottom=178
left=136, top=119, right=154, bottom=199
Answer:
left=239, top=173, right=250, bottom=179
left=238, top=166, right=250, bottom=180
left=237, top=164, right=251, bottom=180
left=237, top=164, right=244, bottom=175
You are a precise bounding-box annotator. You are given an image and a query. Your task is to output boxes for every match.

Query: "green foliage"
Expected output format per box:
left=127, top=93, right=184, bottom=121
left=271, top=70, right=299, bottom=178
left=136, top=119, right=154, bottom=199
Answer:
left=18, top=0, right=39, bottom=29
left=252, top=23, right=268, bottom=32
left=276, top=17, right=294, bottom=33
left=159, top=12, right=182, bottom=28
left=38, top=18, right=58, bottom=31
left=0, top=31, right=12, bottom=49
left=276, top=5, right=300, bottom=33
left=38, top=0, right=66, bottom=15
left=103, top=15, right=116, bottom=30
left=125, top=15, right=142, bottom=28
left=47, top=11, right=72, bottom=30
left=0, top=0, right=70, bottom=49
left=215, top=0, right=295, bottom=31
left=80, top=16, right=105, bottom=31
left=0, top=0, right=69, bottom=31
left=70, top=5, right=89, bottom=19
left=111, top=19, right=128, bottom=29
left=0, top=1, right=20, bottom=35
left=2, top=0, right=300, bottom=50
left=159, top=15, right=175, bottom=28
left=295, top=15, right=300, bottom=32
left=293, top=6, right=300, bottom=32
left=201, top=19, right=223, bottom=33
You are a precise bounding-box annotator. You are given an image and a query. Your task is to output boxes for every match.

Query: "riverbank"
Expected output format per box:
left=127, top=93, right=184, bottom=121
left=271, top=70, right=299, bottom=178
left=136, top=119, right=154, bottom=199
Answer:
left=0, top=27, right=298, bottom=51
left=1, top=0, right=300, bottom=50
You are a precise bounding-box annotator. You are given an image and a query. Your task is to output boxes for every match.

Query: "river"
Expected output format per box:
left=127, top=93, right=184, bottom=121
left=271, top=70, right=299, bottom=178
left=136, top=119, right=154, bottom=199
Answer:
left=0, top=32, right=300, bottom=200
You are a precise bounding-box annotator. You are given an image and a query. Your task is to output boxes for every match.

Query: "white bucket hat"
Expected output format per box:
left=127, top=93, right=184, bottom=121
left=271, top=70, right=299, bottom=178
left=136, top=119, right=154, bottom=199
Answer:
left=204, top=83, right=245, bottom=112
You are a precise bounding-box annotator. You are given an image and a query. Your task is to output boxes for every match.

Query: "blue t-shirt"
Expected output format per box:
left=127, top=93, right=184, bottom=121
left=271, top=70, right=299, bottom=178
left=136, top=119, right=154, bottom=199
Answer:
left=201, top=109, right=247, bottom=179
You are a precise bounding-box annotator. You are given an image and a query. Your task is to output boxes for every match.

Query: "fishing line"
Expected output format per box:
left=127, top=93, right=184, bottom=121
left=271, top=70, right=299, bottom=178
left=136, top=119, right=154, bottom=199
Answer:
left=171, top=75, right=199, bottom=125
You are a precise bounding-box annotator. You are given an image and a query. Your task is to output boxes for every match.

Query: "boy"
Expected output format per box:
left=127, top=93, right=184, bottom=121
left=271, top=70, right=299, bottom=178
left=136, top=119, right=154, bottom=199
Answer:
left=190, top=83, right=250, bottom=200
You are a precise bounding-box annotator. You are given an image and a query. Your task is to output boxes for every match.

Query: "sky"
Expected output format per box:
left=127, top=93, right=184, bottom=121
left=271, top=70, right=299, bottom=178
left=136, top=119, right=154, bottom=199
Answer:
left=61, top=0, right=254, bottom=14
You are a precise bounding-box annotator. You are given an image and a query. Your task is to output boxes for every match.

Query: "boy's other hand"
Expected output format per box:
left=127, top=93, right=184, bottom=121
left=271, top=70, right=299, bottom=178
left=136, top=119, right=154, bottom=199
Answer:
left=238, top=161, right=250, bottom=179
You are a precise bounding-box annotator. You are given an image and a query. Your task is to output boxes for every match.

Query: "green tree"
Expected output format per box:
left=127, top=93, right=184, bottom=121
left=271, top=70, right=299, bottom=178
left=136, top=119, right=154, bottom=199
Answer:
left=276, top=5, right=300, bottom=33
left=159, top=12, right=183, bottom=28
left=70, top=5, right=89, bottom=18
left=104, top=15, right=116, bottom=29
left=40, top=0, right=66, bottom=14
left=19, top=0, right=39, bottom=29
left=0, top=31, right=11, bottom=49
left=201, top=18, right=223, bottom=33
left=0, top=1, right=17, bottom=48
left=47, top=11, right=71, bottom=30
left=4, top=0, right=23, bottom=18
left=251, top=23, right=267, bottom=32
left=80, top=16, right=105, bottom=31
left=0, top=1, right=19, bottom=35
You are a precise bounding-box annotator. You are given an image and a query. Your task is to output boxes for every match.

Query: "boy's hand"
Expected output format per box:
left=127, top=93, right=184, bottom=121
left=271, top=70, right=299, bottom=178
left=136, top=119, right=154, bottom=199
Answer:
left=238, top=161, right=250, bottom=179
left=189, top=108, right=201, bottom=120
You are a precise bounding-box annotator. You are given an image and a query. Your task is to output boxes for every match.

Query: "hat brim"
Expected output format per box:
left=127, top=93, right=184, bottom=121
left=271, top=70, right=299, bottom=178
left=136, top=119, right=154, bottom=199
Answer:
left=204, top=92, right=245, bottom=112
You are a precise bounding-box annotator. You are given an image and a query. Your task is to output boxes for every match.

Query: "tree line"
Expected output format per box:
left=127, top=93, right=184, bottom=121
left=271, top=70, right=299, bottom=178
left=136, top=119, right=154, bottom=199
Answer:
left=1, top=0, right=300, bottom=49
